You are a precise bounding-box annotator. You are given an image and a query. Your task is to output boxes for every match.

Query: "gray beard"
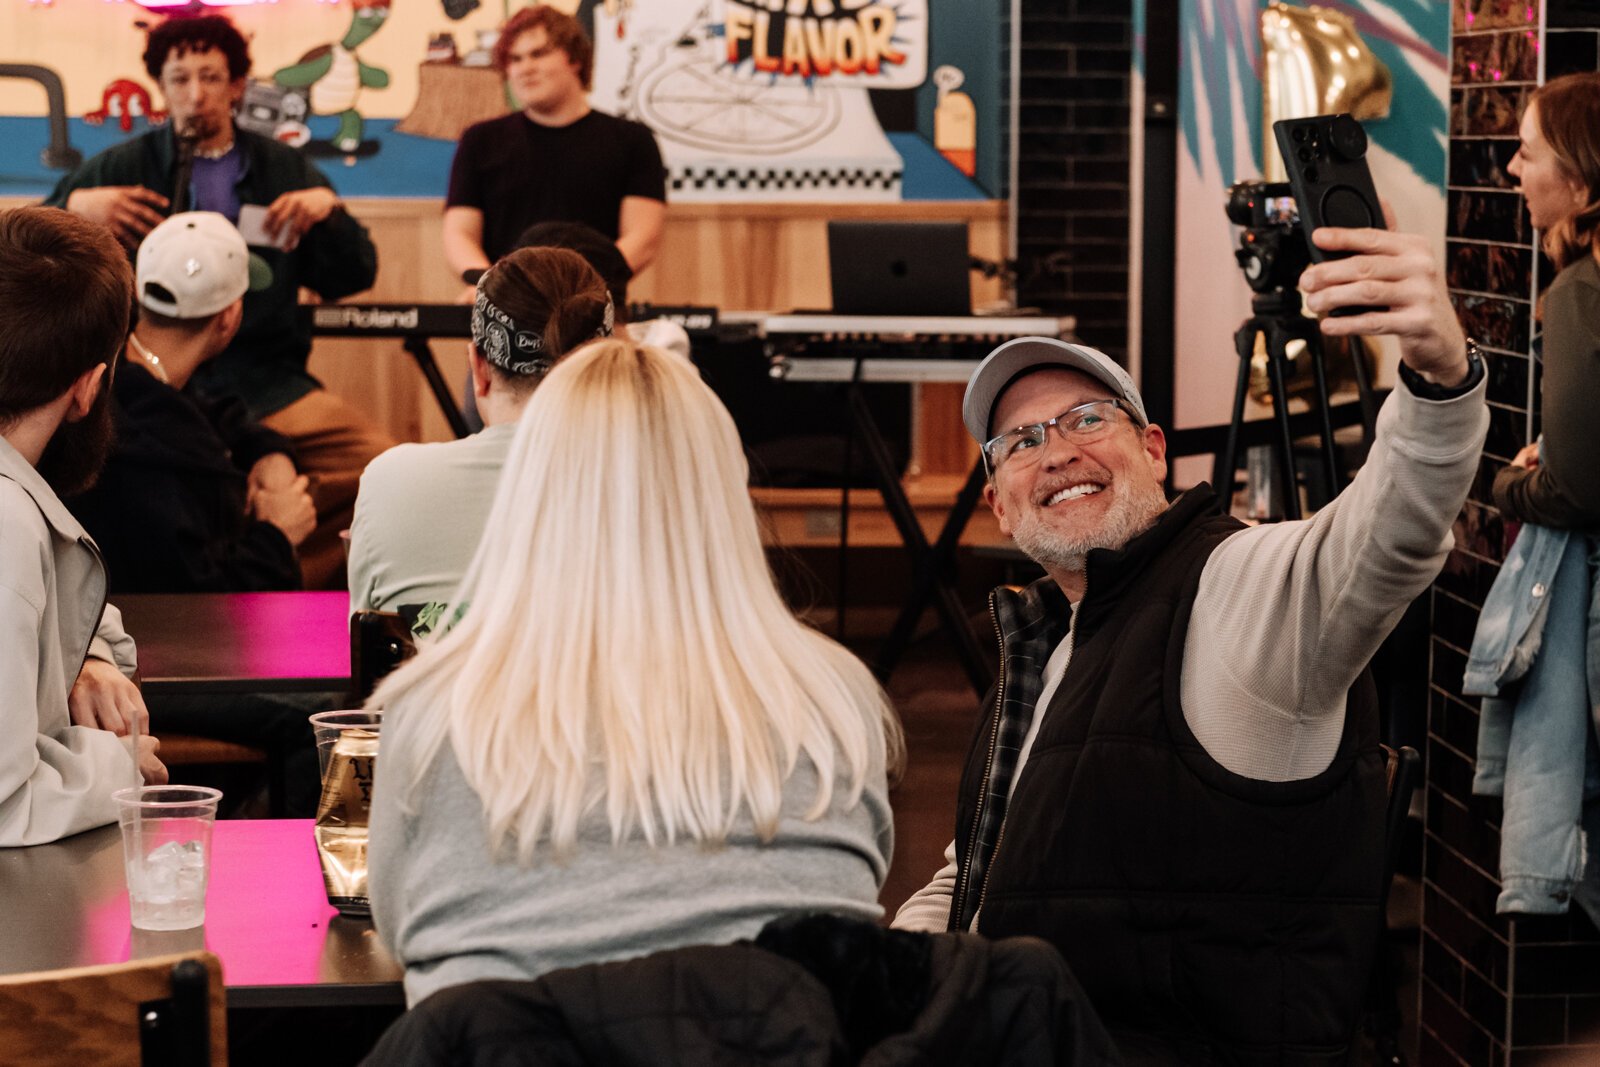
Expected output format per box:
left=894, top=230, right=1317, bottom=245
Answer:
left=1010, top=481, right=1171, bottom=576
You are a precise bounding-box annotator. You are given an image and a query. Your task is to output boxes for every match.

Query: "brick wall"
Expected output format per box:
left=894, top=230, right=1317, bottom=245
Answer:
left=1421, top=2, right=1600, bottom=1063
left=1012, top=1, right=1134, bottom=360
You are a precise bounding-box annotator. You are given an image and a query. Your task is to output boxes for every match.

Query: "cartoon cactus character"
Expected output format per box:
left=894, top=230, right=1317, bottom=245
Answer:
left=274, top=0, right=391, bottom=153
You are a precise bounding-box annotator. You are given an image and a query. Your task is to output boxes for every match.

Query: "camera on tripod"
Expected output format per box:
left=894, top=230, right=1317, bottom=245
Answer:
left=1225, top=180, right=1308, bottom=295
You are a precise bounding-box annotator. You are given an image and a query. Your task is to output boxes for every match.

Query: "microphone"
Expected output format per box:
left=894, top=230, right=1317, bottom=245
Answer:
left=171, top=125, right=199, bottom=217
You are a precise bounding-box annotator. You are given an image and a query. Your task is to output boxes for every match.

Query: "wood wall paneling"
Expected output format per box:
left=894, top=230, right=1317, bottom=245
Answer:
left=4, top=196, right=1005, bottom=470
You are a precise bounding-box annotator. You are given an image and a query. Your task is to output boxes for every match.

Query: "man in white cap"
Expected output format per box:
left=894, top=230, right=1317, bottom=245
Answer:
left=66, top=212, right=331, bottom=817
left=67, top=211, right=315, bottom=593
left=893, top=224, right=1489, bottom=1061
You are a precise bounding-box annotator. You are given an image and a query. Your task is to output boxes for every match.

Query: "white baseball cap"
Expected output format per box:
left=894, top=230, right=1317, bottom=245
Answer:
left=136, top=211, right=271, bottom=319
left=962, top=336, right=1148, bottom=443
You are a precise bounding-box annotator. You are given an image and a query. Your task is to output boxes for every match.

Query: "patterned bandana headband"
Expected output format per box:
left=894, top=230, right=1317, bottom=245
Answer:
left=471, top=275, right=615, bottom=376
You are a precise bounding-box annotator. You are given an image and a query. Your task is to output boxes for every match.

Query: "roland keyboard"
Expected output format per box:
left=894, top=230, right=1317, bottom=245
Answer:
left=303, top=304, right=470, bottom=338
left=302, top=303, right=734, bottom=342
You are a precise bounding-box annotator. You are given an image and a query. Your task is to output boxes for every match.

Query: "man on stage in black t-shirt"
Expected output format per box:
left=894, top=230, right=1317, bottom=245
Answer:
left=442, top=5, right=667, bottom=296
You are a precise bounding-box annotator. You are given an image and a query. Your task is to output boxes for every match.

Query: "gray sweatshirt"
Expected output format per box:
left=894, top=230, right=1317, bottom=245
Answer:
left=369, top=701, right=895, bottom=1006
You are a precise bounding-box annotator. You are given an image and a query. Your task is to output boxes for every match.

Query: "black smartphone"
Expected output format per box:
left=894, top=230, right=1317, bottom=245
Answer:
left=1273, top=113, right=1387, bottom=316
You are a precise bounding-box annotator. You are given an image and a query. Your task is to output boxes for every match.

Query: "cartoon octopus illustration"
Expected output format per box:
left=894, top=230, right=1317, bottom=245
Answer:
left=85, top=78, right=167, bottom=133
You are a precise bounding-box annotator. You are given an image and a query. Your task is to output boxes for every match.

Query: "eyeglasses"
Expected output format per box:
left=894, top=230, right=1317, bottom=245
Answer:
left=982, top=399, right=1137, bottom=473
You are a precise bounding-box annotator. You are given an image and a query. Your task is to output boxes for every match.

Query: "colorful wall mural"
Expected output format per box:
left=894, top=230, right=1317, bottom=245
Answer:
left=0, top=0, right=1003, bottom=201
left=1169, top=0, right=1450, bottom=445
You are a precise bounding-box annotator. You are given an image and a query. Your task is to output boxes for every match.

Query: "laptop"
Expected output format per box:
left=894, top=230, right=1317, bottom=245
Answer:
left=827, top=220, right=972, bottom=316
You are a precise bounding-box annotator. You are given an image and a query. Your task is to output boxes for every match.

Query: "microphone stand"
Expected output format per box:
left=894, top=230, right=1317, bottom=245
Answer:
left=171, top=127, right=199, bottom=217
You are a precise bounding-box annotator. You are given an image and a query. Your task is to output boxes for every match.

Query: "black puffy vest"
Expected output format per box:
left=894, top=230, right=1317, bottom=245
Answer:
left=954, top=489, right=1387, bottom=1065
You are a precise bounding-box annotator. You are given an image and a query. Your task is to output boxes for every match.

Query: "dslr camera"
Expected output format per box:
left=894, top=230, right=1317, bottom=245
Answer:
left=1225, top=180, right=1307, bottom=295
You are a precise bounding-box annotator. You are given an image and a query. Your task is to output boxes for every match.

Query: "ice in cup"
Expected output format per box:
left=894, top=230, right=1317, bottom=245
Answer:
left=310, top=710, right=383, bottom=781
left=114, top=785, right=222, bottom=931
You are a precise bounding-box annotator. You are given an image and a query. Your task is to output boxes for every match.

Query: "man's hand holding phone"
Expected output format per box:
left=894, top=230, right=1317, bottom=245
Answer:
left=1279, top=114, right=1470, bottom=389
left=1299, top=221, right=1470, bottom=388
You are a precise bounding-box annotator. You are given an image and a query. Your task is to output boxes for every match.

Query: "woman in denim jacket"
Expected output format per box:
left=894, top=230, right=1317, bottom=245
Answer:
left=1467, top=73, right=1600, bottom=919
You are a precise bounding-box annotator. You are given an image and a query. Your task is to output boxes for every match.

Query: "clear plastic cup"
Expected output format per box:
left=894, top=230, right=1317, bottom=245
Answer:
left=114, top=785, right=222, bottom=931
left=310, top=710, right=383, bottom=782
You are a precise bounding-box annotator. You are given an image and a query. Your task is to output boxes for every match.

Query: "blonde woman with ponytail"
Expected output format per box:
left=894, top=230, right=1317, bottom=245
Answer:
left=366, top=338, right=903, bottom=1006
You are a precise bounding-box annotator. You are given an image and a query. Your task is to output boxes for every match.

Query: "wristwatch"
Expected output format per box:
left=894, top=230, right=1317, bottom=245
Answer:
left=461, top=268, right=486, bottom=286
left=1399, top=336, right=1485, bottom=400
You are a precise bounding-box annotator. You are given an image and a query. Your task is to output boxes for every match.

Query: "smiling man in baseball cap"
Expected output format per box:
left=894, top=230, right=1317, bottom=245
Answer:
left=894, top=222, right=1491, bottom=1061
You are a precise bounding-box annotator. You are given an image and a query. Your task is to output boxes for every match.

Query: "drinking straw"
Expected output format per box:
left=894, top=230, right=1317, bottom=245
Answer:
left=128, top=706, right=144, bottom=879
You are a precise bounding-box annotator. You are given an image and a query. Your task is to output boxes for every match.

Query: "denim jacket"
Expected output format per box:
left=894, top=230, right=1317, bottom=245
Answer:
left=1468, top=510, right=1600, bottom=917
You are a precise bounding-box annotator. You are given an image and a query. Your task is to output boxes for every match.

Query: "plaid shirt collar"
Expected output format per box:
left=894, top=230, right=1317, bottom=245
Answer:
left=954, top=576, right=1071, bottom=930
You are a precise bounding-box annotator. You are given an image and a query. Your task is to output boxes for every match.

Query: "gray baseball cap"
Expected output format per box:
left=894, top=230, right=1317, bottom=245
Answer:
left=962, top=336, right=1147, bottom=443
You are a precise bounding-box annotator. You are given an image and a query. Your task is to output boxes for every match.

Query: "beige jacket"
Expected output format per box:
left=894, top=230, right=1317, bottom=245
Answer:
left=0, top=436, right=139, bottom=846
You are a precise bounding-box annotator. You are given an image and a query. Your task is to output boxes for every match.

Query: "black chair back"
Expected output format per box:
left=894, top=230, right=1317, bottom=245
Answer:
left=351, top=610, right=416, bottom=702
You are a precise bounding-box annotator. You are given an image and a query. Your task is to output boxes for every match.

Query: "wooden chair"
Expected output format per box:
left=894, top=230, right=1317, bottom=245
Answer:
left=0, top=951, right=226, bottom=1066
left=161, top=736, right=267, bottom=768
left=351, top=610, right=416, bottom=702
left=156, top=736, right=285, bottom=818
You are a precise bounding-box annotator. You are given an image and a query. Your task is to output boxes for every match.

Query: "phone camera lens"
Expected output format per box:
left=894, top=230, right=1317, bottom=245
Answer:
left=1329, top=115, right=1368, bottom=160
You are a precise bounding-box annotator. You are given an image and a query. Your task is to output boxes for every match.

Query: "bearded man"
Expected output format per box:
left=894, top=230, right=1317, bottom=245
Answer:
left=0, top=207, right=167, bottom=847
left=893, top=222, right=1490, bottom=1064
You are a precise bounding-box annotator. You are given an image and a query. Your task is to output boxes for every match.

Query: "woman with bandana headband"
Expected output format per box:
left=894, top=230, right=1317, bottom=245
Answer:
left=347, top=246, right=613, bottom=614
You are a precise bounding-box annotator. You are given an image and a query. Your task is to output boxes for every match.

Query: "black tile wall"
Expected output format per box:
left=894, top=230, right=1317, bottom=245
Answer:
left=1425, top=977, right=1501, bottom=1064
left=1484, top=350, right=1530, bottom=410
left=1567, top=992, right=1600, bottom=1045
left=1452, top=29, right=1540, bottom=83
left=1012, top=1, right=1132, bottom=359
left=1448, top=190, right=1532, bottom=245
left=1435, top=549, right=1500, bottom=612
left=1428, top=2, right=1600, bottom=1061
left=1461, top=84, right=1528, bottom=135
left=1451, top=293, right=1532, bottom=356
left=1446, top=241, right=1532, bottom=297
left=1547, top=29, right=1600, bottom=78
left=1509, top=996, right=1565, bottom=1046
left=1449, top=139, right=1519, bottom=190
left=1427, top=787, right=1502, bottom=880
left=1484, top=405, right=1529, bottom=462
left=1427, top=881, right=1512, bottom=987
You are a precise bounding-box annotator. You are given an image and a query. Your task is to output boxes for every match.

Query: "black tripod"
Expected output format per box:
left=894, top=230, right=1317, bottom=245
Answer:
left=1213, top=288, right=1371, bottom=520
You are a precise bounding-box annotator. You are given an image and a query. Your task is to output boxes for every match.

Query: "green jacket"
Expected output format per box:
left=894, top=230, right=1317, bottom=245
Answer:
left=44, top=126, right=378, bottom=418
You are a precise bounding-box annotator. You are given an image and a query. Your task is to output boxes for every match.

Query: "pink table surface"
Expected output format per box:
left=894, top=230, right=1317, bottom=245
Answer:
left=116, top=592, right=351, bottom=694
left=0, top=819, right=401, bottom=1008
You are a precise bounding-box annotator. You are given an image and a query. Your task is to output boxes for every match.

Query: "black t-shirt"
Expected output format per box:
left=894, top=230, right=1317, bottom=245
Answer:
left=446, top=109, right=667, bottom=263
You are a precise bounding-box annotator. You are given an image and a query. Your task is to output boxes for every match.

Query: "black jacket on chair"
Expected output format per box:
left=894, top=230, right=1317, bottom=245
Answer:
left=360, top=914, right=1120, bottom=1066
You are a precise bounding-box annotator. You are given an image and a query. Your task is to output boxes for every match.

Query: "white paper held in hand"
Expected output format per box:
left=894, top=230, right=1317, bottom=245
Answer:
left=237, top=204, right=291, bottom=251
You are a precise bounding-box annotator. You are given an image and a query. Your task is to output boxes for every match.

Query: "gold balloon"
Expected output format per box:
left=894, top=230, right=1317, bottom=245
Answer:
left=1261, top=2, right=1391, bottom=183
left=1251, top=2, right=1387, bottom=405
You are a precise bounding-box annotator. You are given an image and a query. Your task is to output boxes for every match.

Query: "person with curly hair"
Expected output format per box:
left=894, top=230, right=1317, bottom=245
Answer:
left=44, top=14, right=389, bottom=588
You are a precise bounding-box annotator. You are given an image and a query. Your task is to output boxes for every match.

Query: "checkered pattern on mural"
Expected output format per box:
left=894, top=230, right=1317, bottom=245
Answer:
left=669, top=166, right=901, bottom=192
